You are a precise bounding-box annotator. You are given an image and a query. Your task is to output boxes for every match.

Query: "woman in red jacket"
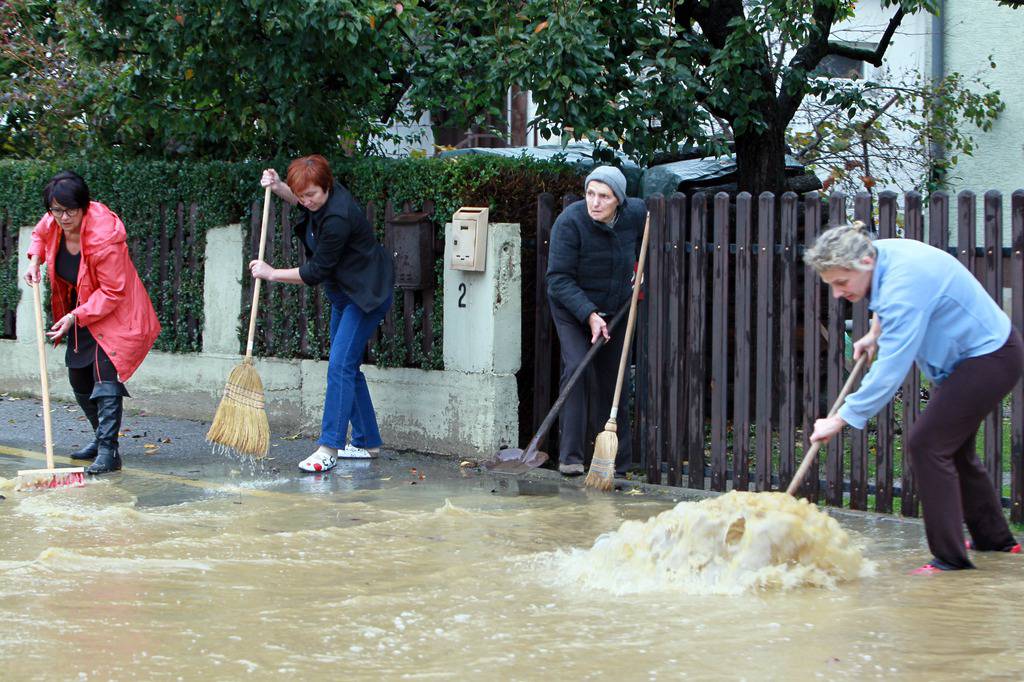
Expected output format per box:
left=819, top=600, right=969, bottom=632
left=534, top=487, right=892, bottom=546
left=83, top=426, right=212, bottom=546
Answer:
left=24, top=171, right=161, bottom=475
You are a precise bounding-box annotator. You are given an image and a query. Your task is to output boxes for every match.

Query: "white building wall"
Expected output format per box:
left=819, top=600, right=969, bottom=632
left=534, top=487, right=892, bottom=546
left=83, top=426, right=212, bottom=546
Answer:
left=943, top=1, right=1024, bottom=199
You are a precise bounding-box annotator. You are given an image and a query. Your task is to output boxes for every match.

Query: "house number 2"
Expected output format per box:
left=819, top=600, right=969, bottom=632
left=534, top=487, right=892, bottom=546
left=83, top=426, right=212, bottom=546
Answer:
left=458, top=283, right=467, bottom=308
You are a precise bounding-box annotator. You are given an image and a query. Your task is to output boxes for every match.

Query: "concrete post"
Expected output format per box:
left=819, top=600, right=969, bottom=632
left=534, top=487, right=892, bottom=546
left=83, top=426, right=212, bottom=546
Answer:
left=202, top=224, right=244, bottom=355
left=15, top=224, right=35, bottom=347
left=442, top=222, right=522, bottom=374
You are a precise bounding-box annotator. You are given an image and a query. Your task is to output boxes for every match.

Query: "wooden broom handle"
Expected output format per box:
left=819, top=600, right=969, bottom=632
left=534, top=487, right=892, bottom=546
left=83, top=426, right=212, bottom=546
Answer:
left=32, top=282, right=55, bottom=471
left=608, top=213, right=651, bottom=419
left=786, top=353, right=869, bottom=495
left=244, top=186, right=273, bottom=361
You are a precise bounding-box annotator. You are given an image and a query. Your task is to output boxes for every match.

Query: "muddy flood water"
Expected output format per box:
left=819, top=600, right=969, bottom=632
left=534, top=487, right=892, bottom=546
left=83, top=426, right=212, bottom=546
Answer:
left=2, top=452, right=1023, bottom=681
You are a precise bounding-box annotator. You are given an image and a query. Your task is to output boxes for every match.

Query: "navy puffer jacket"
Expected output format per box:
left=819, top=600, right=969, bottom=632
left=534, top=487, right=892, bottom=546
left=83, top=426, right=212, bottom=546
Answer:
left=545, top=197, right=646, bottom=323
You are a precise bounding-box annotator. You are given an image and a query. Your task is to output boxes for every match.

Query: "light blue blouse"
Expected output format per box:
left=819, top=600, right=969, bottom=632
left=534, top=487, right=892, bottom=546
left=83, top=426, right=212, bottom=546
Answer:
left=839, top=239, right=1011, bottom=429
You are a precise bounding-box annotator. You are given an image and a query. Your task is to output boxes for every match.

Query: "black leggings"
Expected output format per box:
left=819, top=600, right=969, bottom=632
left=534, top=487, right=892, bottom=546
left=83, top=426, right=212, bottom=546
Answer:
left=67, top=346, right=120, bottom=396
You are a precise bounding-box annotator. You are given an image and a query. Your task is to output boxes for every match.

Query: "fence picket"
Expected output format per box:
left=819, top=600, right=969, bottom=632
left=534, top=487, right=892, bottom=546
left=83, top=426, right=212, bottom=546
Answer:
left=0, top=214, right=15, bottom=338
left=711, top=193, right=730, bottom=491
left=685, top=193, right=708, bottom=489
left=800, top=192, right=823, bottom=501
left=262, top=201, right=276, bottom=352
left=825, top=193, right=847, bottom=506
left=755, top=193, right=775, bottom=491
left=778, top=193, right=798, bottom=492
left=850, top=193, right=872, bottom=510
left=876, top=191, right=899, bottom=513
left=666, top=193, right=688, bottom=486
left=532, top=194, right=556, bottom=441
left=958, top=191, right=976, bottom=273
left=733, top=193, right=754, bottom=492
left=1012, top=191, right=1024, bottom=524
left=421, top=199, right=437, bottom=359
left=645, top=195, right=668, bottom=483
left=983, top=191, right=1004, bottom=491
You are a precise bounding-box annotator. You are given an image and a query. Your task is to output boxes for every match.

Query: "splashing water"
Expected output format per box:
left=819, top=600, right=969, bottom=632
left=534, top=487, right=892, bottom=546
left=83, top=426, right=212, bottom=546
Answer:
left=541, top=491, right=875, bottom=595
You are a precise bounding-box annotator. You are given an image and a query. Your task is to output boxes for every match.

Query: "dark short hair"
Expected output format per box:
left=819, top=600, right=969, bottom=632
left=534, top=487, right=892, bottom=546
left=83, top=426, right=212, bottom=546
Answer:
left=43, top=171, right=91, bottom=211
left=286, top=155, right=334, bottom=195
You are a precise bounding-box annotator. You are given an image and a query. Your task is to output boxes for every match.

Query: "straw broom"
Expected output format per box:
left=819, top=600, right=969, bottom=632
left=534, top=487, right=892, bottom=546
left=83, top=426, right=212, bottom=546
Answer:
left=16, top=281, right=86, bottom=491
left=206, top=186, right=272, bottom=458
left=585, top=213, right=651, bottom=491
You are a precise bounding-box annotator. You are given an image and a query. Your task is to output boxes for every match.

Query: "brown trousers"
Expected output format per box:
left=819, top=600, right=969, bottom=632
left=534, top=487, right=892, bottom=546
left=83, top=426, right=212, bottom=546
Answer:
left=906, top=327, right=1023, bottom=569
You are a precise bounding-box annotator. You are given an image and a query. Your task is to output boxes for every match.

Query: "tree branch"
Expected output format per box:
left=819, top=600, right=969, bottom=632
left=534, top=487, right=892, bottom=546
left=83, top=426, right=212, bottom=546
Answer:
left=826, top=8, right=906, bottom=67
left=777, top=2, right=838, bottom=123
left=796, top=92, right=900, bottom=161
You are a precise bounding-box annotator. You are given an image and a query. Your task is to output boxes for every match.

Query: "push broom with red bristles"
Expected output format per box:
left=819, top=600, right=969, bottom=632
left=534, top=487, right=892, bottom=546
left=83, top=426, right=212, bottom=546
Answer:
left=16, top=281, right=86, bottom=491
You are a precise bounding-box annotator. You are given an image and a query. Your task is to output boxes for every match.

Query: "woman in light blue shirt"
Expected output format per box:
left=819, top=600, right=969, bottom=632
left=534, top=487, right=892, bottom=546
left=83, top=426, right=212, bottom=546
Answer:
left=806, top=223, right=1022, bottom=574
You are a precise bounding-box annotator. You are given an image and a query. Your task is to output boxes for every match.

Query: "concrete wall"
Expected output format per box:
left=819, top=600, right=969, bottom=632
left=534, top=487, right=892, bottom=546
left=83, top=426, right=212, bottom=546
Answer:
left=807, top=1, right=1024, bottom=211
left=943, top=1, right=1024, bottom=203
left=1, top=221, right=522, bottom=458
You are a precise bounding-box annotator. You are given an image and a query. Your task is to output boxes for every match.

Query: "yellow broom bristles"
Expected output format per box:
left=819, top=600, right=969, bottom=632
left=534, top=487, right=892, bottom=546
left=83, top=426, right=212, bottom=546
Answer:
left=584, top=420, right=618, bottom=491
left=206, top=360, right=270, bottom=458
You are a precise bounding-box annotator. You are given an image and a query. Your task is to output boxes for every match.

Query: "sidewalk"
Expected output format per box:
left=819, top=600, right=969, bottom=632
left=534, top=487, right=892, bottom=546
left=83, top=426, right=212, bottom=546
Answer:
left=0, top=392, right=479, bottom=495
left=0, top=392, right=653, bottom=502
left=0, top=389, right=732, bottom=508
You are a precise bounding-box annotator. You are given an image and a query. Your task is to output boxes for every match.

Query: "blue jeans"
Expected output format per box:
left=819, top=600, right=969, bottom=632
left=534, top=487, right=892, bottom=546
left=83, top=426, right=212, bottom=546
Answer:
left=319, top=289, right=392, bottom=450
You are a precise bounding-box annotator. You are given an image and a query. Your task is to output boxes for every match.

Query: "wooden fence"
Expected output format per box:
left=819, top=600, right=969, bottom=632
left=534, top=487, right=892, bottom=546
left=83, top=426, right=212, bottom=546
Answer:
left=139, top=202, right=205, bottom=353
left=0, top=203, right=205, bottom=351
left=1, top=212, right=17, bottom=339
left=533, top=190, right=1024, bottom=522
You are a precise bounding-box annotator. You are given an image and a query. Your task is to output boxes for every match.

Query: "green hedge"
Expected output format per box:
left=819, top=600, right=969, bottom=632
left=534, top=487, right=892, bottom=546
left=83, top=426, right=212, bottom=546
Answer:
left=0, top=156, right=583, bottom=365
left=0, top=159, right=260, bottom=351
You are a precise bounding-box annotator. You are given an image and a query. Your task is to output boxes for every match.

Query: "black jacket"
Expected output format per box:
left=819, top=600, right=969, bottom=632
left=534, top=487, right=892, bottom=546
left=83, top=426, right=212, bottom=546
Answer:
left=294, top=182, right=394, bottom=313
left=546, top=198, right=646, bottom=323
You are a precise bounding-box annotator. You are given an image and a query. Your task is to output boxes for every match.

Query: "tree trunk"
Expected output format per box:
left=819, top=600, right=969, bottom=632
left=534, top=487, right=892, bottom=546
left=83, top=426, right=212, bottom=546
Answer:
left=734, top=126, right=789, bottom=197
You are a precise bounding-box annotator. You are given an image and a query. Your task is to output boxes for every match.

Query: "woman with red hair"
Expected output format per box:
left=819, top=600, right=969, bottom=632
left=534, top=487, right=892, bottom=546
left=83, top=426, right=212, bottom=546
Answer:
left=249, top=156, right=394, bottom=472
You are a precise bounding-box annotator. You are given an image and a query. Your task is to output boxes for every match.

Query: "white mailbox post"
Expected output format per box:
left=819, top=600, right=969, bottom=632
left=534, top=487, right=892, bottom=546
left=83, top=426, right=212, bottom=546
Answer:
left=441, top=219, right=521, bottom=451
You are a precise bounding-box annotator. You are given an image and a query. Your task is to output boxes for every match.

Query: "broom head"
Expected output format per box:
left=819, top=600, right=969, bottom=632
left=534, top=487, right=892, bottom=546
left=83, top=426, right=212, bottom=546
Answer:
left=206, top=360, right=270, bottom=458
left=15, top=467, right=86, bottom=491
left=584, top=419, right=618, bottom=491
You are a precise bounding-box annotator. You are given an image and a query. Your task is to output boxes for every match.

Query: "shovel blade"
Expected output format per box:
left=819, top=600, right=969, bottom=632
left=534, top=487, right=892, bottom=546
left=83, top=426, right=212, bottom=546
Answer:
left=481, top=447, right=549, bottom=475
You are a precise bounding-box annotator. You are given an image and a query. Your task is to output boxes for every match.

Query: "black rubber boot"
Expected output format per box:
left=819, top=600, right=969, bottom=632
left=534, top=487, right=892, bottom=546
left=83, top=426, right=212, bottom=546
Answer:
left=86, top=384, right=126, bottom=475
left=70, top=391, right=100, bottom=460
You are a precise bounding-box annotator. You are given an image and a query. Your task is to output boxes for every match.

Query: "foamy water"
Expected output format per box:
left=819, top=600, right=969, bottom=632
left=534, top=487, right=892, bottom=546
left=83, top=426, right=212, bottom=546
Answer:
left=4, top=455, right=1022, bottom=680
left=540, top=490, right=875, bottom=595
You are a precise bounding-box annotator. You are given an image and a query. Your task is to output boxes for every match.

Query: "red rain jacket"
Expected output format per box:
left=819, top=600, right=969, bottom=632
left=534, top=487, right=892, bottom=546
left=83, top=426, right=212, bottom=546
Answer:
left=27, top=201, right=161, bottom=382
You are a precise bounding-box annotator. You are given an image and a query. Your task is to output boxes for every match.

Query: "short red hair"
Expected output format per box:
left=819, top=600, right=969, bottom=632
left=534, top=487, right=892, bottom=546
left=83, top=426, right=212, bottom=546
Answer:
left=286, top=155, right=334, bottom=194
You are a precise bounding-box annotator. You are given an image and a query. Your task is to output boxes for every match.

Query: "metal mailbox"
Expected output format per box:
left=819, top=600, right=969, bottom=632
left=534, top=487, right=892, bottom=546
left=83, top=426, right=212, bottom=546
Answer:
left=386, top=211, right=435, bottom=290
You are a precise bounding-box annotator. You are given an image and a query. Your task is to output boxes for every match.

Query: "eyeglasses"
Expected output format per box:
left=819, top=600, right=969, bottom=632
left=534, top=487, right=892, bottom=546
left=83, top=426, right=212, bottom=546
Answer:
left=48, top=207, right=81, bottom=219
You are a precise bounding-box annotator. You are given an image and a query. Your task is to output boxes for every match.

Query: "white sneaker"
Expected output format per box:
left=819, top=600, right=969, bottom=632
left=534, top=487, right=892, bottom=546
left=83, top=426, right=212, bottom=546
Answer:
left=299, top=446, right=338, bottom=472
left=339, top=445, right=380, bottom=459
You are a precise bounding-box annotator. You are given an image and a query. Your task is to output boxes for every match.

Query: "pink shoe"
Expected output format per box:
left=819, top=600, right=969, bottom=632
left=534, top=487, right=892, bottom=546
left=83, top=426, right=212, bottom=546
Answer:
left=910, top=563, right=944, bottom=576
left=965, top=540, right=1021, bottom=553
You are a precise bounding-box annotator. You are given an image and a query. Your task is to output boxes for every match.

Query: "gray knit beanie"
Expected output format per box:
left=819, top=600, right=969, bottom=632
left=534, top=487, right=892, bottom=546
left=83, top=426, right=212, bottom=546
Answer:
left=584, top=165, right=627, bottom=205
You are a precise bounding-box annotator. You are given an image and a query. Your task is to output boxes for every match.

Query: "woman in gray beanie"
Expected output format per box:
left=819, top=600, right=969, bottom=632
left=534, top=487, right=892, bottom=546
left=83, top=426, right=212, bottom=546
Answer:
left=545, top=165, right=645, bottom=476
